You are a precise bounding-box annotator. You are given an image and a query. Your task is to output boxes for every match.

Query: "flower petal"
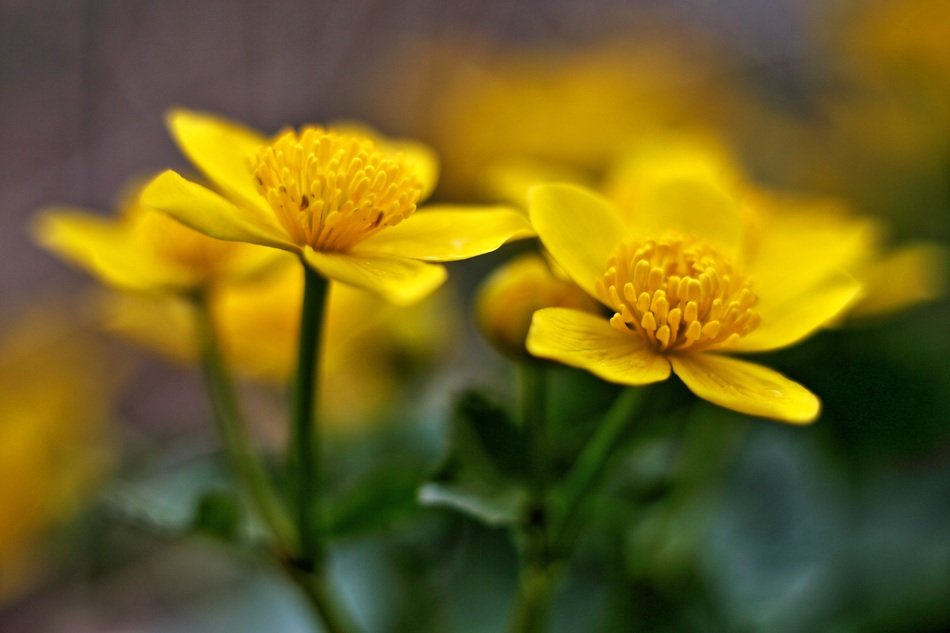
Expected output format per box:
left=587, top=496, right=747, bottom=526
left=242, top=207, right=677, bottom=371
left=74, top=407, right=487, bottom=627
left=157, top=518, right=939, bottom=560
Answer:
left=528, top=184, right=626, bottom=301
left=850, top=243, right=946, bottom=318
left=166, top=108, right=269, bottom=211
left=482, top=158, right=593, bottom=208
left=302, top=248, right=447, bottom=306
left=142, top=171, right=293, bottom=250
left=31, top=209, right=192, bottom=291
left=527, top=307, right=671, bottom=385
left=670, top=353, right=819, bottom=424
left=731, top=270, right=862, bottom=352
left=745, top=198, right=878, bottom=305
left=352, top=206, right=533, bottom=262
left=631, top=178, right=743, bottom=256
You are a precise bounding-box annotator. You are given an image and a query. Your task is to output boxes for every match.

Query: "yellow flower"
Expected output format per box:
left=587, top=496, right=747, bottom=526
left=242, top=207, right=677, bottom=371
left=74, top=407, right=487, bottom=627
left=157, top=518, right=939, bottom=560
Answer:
left=33, top=180, right=277, bottom=294
left=101, top=262, right=457, bottom=428
left=526, top=181, right=862, bottom=423
left=141, top=109, right=532, bottom=305
left=378, top=35, right=732, bottom=197
left=476, top=253, right=599, bottom=358
left=0, top=310, right=115, bottom=602
left=494, top=133, right=944, bottom=322
left=601, top=135, right=946, bottom=320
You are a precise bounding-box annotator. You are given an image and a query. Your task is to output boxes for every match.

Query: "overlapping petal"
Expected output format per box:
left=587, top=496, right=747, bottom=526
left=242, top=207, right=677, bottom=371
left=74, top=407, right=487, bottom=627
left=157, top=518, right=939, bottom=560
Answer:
left=142, top=170, right=292, bottom=250
left=629, top=179, right=743, bottom=257
left=732, top=270, right=863, bottom=352
left=32, top=210, right=193, bottom=291
left=302, top=247, right=447, bottom=306
left=527, top=308, right=671, bottom=385
left=850, top=243, right=947, bottom=318
left=166, top=108, right=269, bottom=212
left=528, top=184, right=626, bottom=299
left=669, top=353, right=820, bottom=423
left=354, top=206, right=533, bottom=261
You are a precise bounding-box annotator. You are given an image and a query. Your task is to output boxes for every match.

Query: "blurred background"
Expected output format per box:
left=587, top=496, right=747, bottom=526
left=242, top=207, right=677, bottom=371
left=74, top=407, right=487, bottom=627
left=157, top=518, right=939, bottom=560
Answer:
left=1, top=0, right=949, bottom=631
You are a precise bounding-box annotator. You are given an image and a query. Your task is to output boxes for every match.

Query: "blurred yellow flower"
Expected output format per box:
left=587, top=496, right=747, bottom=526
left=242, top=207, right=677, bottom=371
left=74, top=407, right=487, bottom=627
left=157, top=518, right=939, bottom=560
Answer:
left=142, top=109, right=532, bottom=305
left=526, top=179, right=862, bottom=423
left=33, top=181, right=276, bottom=294
left=101, top=262, right=457, bottom=429
left=381, top=35, right=733, bottom=197
left=0, top=310, right=115, bottom=602
left=476, top=253, right=599, bottom=359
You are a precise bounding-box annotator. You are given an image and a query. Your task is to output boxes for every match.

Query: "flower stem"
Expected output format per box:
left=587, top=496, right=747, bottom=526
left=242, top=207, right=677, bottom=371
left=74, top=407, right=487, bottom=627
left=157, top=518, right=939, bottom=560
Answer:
left=288, top=264, right=362, bottom=633
left=285, top=563, right=359, bottom=633
left=289, top=263, right=329, bottom=569
left=509, top=362, right=557, bottom=633
left=193, top=292, right=295, bottom=553
left=552, top=387, right=645, bottom=549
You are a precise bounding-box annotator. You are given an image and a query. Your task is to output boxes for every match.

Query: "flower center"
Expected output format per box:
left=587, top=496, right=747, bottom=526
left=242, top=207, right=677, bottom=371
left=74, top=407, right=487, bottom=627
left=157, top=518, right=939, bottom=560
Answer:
left=252, top=128, right=424, bottom=251
left=597, top=236, right=760, bottom=352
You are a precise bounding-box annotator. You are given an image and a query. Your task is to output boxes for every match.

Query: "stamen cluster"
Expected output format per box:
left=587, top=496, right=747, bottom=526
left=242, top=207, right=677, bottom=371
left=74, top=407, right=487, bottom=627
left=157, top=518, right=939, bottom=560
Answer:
left=252, top=128, right=423, bottom=251
left=597, top=236, right=760, bottom=352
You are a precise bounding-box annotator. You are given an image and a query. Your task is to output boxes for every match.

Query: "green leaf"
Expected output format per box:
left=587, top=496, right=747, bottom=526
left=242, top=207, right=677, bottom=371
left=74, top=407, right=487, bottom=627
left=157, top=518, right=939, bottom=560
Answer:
left=417, top=482, right=526, bottom=527
left=419, top=389, right=528, bottom=526
left=192, top=489, right=243, bottom=542
left=326, top=465, right=427, bottom=540
left=453, top=390, right=528, bottom=479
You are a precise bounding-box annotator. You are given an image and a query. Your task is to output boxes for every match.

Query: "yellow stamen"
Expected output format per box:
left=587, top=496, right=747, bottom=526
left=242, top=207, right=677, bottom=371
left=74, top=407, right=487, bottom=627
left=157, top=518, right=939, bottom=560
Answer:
left=601, top=235, right=760, bottom=352
left=252, top=128, right=424, bottom=251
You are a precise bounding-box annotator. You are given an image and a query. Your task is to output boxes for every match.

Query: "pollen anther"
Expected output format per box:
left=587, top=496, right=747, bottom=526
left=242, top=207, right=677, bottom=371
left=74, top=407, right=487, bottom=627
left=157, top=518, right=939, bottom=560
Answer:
left=252, top=127, right=424, bottom=251
left=600, top=236, right=761, bottom=352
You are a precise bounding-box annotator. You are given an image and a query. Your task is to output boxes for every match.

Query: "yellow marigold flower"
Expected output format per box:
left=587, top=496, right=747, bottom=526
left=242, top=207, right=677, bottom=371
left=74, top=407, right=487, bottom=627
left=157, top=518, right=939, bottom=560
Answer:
left=493, top=133, right=944, bottom=321
left=100, top=262, right=456, bottom=428
left=141, top=109, right=532, bottom=305
left=601, top=135, right=946, bottom=319
left=33, top=181, right=276, bottom=294
left=476, top=253, right=599, bottom=358
left=0, top=310, right=115, bottom=602
left=526, top=182, right=863, bottom=423
left=379, top=35, right=731, bottom=197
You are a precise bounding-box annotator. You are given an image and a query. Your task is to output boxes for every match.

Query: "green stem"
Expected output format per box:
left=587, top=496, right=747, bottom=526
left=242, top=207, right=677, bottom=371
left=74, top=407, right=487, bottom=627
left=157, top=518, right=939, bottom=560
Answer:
left=520, top=363, right=548, bottom=517
left=552, top=387, right=645, bottom=549
left=289, top=263, right=329, bottom=568
left=287, top=265, right=363, bottom=633
left=285, top=563, right=360, bottom=633
left=508, top=563, right=557, bottom=633
left=508, top=362, right=556, bottom=633
left=193, top=292, right=295, bottom=553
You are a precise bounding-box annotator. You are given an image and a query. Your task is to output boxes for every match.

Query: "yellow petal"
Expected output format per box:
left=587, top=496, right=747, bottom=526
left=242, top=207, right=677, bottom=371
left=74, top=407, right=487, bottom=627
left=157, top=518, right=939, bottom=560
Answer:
left=394, top=139, right=439, bottom=201
left=670, top=353, right=819, bottom=424
left=850, top=243, right=946, bottom=318
left=31, top=210, right=193, bottom=291
left=352, top=206, right=533, bottom=262
left=166, top=108, right=269, bottom=211
left=745, top=197, right=878, bottom=304
left=528, top=184, right=626, bottom=300
left=526, top=307, right=671, bottom=385
left=731, top=271, right=863, bottom=352
left=631, top=178, right=743, bottom=256
left=481, top=158, right=593, bottom=208
left=142, top=170, right=293, bottom=250
left=302, top=248, right=447, bottom=306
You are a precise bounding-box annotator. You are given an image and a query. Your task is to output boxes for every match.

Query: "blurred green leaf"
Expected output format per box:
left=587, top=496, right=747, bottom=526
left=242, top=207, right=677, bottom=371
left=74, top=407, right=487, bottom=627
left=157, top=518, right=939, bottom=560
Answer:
left=327, top=465, right=427, bottom=540
left=417, top=482, right=525, bottom=527
left=192, top=489, right=243, bottom=542
left=418, top=389, right=528, bottom=526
